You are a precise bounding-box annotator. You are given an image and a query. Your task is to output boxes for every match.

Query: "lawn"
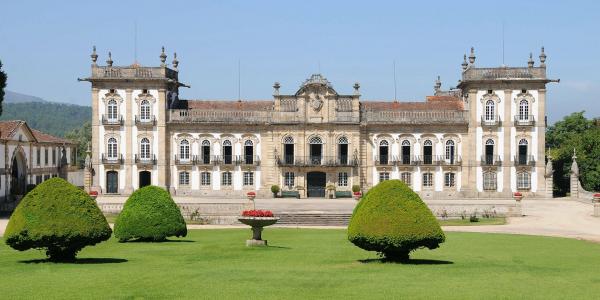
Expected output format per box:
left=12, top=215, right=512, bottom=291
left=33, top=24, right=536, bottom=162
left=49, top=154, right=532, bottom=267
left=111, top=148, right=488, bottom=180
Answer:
left=1, top=229, right=599, bottom=299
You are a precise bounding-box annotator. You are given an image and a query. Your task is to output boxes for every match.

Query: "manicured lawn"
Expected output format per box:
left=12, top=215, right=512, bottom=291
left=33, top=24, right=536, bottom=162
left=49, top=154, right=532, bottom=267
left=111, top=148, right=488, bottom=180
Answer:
left=1, top=229, right=599, bottom=299
left=439, top=217, right=506, bottom=226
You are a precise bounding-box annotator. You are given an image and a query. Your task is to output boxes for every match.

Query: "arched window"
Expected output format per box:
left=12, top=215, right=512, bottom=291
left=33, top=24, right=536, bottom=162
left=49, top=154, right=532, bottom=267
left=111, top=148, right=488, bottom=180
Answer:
left=201, top=140, right=211, bottom=164
left=518, top=138, right=528, bottom=165
left=517, top=172, right=531, bottom=190
left=338, top=136, right=348, bottom=165
left=140, top=100, right=151, bottom=121
left=222, top=140, right=233, bottom=164
left=244, top=140, right=254, bottom=164
left=140, top=138, right=150, bottom=159
left=519, top=100, right=529, bottom=121
left=483, top=172, right=497, bottom=191
left=401, top=140, right=411, bottom=164
left=423, top=140, right=433, bottom=165
left=485, top=100, right=495, bottom=121
left=179, top=139, right=190, bottom=160
left=309, top=136, right=323, bottom=144
left=283, top=136, right=294, bottom=164
left=379, top=140, right=389, bottom=165
left=107, top=99, right=118, bottom=120
left=107, top=137, right=118, bottom=159
left=484, top=139, right=494, bottom=165
left=445, top=140, right=455, bottom=164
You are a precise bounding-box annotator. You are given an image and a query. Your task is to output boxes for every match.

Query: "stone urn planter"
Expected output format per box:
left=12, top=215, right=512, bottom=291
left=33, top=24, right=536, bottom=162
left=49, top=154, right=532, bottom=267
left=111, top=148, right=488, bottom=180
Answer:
left=353, top=192, right=362, bottom=201
left=513, top=192, right=523, bottom=202
left=593, top=193, right=600, bottom=203
left=238, top=210, right=279, bottom=247
left=89, top=191, right=98, bottom=200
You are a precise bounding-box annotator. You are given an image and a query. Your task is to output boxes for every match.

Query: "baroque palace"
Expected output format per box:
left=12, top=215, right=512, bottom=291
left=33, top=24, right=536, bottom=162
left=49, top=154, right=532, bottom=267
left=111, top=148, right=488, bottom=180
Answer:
left=80, top=46, right=557, bottom=199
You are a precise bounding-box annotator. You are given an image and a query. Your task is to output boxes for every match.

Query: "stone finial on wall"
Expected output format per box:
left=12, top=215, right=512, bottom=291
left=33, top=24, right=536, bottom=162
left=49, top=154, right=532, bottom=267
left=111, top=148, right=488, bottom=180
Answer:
left=106, top=51, right=113, bottom=67
left=273, top=82, right=280, bottom=95
left=160, top=46, right=167, bottom=67
left=353, top=82, right=360, bottom=95
left=528, top=53, right=534, bottom=68
left=172, top=52, right=179, bottom=70
left=468, top=47, right=476, bottom=65
left=461, top=54, right=468, bottom=71
left=434, top=76, right=441, bottom=93
left=91, top=46, right=98, bottom=66
left=570, top=148, right=580, bottom=198
left=539, top=46, right=547, bottom=68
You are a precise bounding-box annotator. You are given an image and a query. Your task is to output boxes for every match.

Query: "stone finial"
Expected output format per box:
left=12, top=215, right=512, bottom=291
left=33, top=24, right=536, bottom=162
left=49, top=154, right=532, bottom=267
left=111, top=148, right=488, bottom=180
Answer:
left=160, top=46, right=167, bottom=67
left=461, top=54, right=468, bottom=70
left=273, top=82, right=280, bottom=95
left=528, top=52, right=534, bottom=68
left=434, top=76, right=441, bottom=92
left=353, top=82, right=360, bottom=95
left=468, top=47, right=476, bottom=64
left=539, top=46, right=547, bottom=67
left=106, top=51, right=113, bottom=67
left=571, top=148, right=579, bottom=176
left=90, top=46, right=98, bottom=66
left=172, top=52, right=179, bottom=70
left=545, top=155, right=554, bottom=178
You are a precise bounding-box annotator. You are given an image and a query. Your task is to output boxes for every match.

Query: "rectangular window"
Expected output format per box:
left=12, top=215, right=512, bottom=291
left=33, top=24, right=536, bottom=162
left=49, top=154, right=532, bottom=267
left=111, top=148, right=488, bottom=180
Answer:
left=338, top=172, right=348, bottom=187
left=44, top=174, right=50, bottom=181
left=379, top=172, right=390, bottom=182
left=483, top=172, right=497, bottom=191
left=423, top=173, right=433, bottom=188
left=517, top=172, right=531, bottom=190
left=284, top=172, right=295, bottom=188
left=36, top=175, right=42, bottom=184
left=52, top=148, right=56, bottom=165
left=201, top=172, right=211, bottom=186
left=44, top=149, right=48, bottom=165
left=444, top=173, right=455, bottom=187
left=37, top=148, right=41, bottom=166
left=179, top=172, right=190, bottom=185
left=222, top=172, right=232, bottom=186
left=401, top=172, right=412, bottom=186
left=243, top=172, right=254, bottom=186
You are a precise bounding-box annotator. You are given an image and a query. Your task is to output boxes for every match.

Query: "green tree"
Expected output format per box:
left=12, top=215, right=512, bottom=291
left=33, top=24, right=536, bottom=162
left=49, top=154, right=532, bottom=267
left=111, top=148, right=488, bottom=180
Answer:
left=65, top=121, right=91, bottom=167
left=547, top=112, right=600, bottom=195
left=0, top=59, right=7, bottom=115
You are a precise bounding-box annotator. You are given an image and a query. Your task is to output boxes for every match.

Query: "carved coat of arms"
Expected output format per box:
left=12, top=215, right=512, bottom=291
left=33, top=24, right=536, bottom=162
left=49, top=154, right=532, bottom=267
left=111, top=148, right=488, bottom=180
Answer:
left=309, top=93, right=324, bottom=112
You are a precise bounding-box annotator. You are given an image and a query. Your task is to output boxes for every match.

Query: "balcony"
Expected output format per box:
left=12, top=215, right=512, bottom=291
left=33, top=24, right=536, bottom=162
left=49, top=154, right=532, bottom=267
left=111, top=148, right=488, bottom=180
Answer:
left=239, top=155, right=261, bottom=166
left=480, top=116, right=501, bottom=127
left=397, top=155, right=418, bottom=166
left=514, top=115, right=536, bottom=127
left=440, top=155, right=462, bottom=166
left=481, top=155, right=502, bottom=166
left=174, top=155, right=196, bottom=165
left=196, top=155, right=214, bottom=166
left=361, top=110, right=468, bottom=125
left=135, top=154, right=156, bottom=165
left=417, top=155, right=439, bottom=166
left=135, top=115, right=156, bottom=127
left=214, top=155, right=236, bottom=165
left=276, top=156, right=357, bottom=167
left=374, top=155, right=395, bottom=166
left=514, top=155, right=535, bottom=166
left=102, top=153, right=123, bottom=165
left=102, top=115, right=124, bottom=126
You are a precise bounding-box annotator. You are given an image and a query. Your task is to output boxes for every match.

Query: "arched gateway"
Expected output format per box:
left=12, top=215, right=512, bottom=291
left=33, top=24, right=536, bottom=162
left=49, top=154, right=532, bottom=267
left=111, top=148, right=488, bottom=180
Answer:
left=10, top=148, right=27, bottom=196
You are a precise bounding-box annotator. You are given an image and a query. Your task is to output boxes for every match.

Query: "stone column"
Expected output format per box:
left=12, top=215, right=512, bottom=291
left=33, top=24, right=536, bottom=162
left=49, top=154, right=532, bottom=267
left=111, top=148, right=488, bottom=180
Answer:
left=460, top=89, right=478, bottom=196
left=537, top=89, right=548, bottom=197
left=502, top=89, right=512, bottom=194
left=91, top=87, right=100, bottom=191
left=124, top=89, right=133, bottom=194
left=156, top=89, right=169, bottom=190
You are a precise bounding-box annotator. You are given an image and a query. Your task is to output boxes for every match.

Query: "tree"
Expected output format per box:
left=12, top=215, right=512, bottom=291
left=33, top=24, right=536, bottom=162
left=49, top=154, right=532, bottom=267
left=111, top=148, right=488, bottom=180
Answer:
left=4, top=178, right=112, bottom=262
left=65, top=121, right=91, bottom=167
left=0, top=59, right=7, bottom=115
left=114, top=186, right=187, bottom=242
left=547, top=112, right=600, bottom=195
left=348, top=180, right=445, bottom=261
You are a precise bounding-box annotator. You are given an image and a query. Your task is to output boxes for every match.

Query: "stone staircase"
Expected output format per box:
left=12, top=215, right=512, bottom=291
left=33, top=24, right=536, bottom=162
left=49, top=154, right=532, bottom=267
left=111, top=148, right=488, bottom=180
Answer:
left=275, top=213, right=351, bottom=226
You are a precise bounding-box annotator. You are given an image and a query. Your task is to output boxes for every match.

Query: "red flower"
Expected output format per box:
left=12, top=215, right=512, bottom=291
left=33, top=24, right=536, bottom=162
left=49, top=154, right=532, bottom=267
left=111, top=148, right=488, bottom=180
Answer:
left=242, top=210, right=274, bottom=217
left=247, top=191, right=256, bottom=196
left=89, top=191, right=98, bottom=196
left=594, top=193, right=600, bottom=198
left=514, top=192, right=522, bottom=197
left=353, top=192, right=361, bottom=195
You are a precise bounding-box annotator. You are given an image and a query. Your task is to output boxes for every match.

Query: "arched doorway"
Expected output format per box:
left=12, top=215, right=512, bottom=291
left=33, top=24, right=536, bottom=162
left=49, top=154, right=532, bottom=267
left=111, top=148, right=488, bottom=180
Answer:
left=10, top=149, right=27, bottom=196
left=139, top=171, right=151, bottom=188
left=106, top=171, right=119, bottom=194
left=307, top=171, right=326, bottom=197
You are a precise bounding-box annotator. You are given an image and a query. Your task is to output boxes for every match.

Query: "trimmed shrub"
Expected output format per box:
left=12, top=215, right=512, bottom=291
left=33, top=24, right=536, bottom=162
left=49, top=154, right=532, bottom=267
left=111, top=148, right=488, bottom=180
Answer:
left=352, top=185, right=361, bottom=193
left=114, top=186, right=187, bottom=242
left=271, top=185, right=280, bottom=195
left=4, top=178, right=111, bottom=262
left=348, top=180, right=445, bottom=261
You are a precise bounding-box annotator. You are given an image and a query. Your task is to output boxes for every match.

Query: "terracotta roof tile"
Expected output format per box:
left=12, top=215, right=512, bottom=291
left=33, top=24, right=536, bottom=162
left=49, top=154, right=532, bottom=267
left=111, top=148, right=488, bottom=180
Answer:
left=0, top=120, right=23, bottom=140
left=179, top=100, right=273, bottom=111
left=361, top=99, right=464, bottom=111
left=31, top=129, right=74, bottom=144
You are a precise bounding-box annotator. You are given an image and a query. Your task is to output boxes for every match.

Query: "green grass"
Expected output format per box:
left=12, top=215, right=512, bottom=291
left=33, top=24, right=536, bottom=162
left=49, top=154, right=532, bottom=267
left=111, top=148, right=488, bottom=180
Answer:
left=439, top=217, right=506, bottom=226
left=1, top=229, right=600, bottom=299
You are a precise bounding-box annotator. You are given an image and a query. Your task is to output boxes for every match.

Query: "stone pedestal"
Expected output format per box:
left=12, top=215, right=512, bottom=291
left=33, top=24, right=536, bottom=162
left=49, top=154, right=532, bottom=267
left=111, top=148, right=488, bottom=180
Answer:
left=594, top=196, right=600, bottom=217
left=246, top=239, right=268, bottom=247
left=545, top=176, right=553, bottom=199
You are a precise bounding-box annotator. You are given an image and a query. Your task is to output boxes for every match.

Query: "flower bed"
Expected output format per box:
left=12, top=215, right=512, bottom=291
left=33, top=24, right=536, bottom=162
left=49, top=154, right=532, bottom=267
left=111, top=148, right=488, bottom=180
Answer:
left=242, top=210, right=274, bottom=217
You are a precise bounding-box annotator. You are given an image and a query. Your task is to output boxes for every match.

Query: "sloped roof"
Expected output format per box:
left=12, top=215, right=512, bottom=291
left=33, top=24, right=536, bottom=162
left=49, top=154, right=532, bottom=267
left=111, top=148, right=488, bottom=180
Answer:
left=0, top=120, right=23, bottom=140
left=31, top=129, right=74, bottom=144
left=178, top=100, right=274, bottom=111
left=0, top=120, right=75, bottom=144
left=362, top=96, right=464, bottom=111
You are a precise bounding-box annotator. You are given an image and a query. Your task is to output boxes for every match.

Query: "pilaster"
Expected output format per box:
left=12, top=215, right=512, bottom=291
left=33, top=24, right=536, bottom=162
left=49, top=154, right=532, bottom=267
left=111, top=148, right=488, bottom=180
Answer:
left=157, top=89, right=169, bottom=190
left=502, top=89, right=512, bottom=193
left=124, top=89, right=133, bottom=193
left=537, top=89, right=547, bottom=196
left=91, top=87, right=100, bottom=191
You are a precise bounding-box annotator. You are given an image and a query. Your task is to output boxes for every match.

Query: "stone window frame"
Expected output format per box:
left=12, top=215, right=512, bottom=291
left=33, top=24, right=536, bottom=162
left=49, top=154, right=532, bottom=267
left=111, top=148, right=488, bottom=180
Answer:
left=378, top=171, right=390, bottom=183
left=480, top=91, right=501, bottom=121
left=197, top=134, right=217, bottom=161
left=397, top=134, right=417, bottom=163
left=419, top=135, right=438, bottom=164
left=104, top=134, right=120, bottom=159
left=284, top=171, right=295, bottom=189
left=174, top=134, right=196, bottom=161
left=483, top=171, right=497, bottom=191
left=134, top=92, right=156, bottom=121
left=516, top=171, right=531, bottom=190
left=422, top=172, right=434, bottom=189
left=179, top=171, right=190, bottom=186
left=444, top=172, right=456, bottom=188
left=482, top=134, right=499, bottom=160
left=337, top=172, right=348, bottom=187
left=243, top=171, right=254, bottom=187
left=515, top=134, right=532, bottom=157
left=514, top=91, right=535, bottom=121
left=200, top=171, right=211, bottom=187
left=137, top=134, right=153, bottom=160
left=400, top=171, right=412, bottom=187
left=102, top=91, right=124, bottom=120
left=221, top=171, right=233, bottom=187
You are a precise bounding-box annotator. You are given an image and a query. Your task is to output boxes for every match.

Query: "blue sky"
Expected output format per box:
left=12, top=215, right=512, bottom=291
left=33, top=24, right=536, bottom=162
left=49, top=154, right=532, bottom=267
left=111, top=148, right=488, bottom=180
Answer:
left=1, top=0, right=598, bottom=122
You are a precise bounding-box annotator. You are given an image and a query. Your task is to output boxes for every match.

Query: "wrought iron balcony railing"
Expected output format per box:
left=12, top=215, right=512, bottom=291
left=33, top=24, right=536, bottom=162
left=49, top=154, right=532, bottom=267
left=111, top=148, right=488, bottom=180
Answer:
left=374, top=155, right=395, bottom=166
left=514, top=155, right=535, bottom=166
left=135, top=115, right=156, bottom=126
left=440, top=155, right=462, bottom=166
left=239, top=155, right=261, bottom=166
left=514, top=115, right=536, bottom=127
left=276, top=156, right=357, bottom=167
left=397, top=155, right=418, bottom=166
left=416, top=155, right=440, bottom=165
left=174, top=154, right=196, bottom=165
left=135, top=154, right=156, bottom=165
left=102, top=115, right=124, bottom=126
left=481, top=155, right=502, bottom=166
left=480, top=116, right=501, bottom=127
left=102, top=153, right=123, bottom=164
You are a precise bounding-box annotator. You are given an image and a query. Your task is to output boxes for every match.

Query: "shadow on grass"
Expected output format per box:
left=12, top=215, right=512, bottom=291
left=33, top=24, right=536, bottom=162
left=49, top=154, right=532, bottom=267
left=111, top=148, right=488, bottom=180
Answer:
left=19, top=258, right=128, bottom=264
left=358, top=258, right=453, bottom=265
left=121, top=239, right=195, bottom=243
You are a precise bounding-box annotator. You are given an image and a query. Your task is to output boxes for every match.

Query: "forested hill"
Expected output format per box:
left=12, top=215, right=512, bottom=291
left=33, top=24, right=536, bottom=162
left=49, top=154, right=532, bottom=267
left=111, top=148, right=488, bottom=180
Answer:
left=0, top=102, right=91, bottom=137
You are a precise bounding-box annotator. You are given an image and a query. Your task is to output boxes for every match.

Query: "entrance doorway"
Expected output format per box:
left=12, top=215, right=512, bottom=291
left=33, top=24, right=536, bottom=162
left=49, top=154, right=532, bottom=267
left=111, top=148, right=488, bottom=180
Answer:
left=139, top=171, right=151, bottom=188
left=106, top=171, right=118, bottom=193
left=10, top=150, right=27, bottom=196
left=307, top=171, right=326, bottom=197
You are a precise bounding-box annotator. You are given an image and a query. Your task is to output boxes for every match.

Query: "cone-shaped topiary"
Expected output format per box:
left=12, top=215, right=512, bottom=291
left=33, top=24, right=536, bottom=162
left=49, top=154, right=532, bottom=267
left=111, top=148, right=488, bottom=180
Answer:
left=4, top=178, right=112, bottom=262
left=114, top=186, right=187, bottom=242
left=348, top=180, right=445, bottom=261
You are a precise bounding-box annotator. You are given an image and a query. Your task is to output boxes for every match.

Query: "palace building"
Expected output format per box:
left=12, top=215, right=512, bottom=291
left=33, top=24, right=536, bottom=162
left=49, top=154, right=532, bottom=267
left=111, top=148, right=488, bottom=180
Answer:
left=80, top=46, right=557, bottom=199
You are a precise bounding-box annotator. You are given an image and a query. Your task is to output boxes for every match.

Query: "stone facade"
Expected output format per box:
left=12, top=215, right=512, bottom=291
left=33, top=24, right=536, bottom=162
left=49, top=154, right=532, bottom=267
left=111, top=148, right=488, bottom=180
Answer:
left=80, top=47, right=557, bottom=199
